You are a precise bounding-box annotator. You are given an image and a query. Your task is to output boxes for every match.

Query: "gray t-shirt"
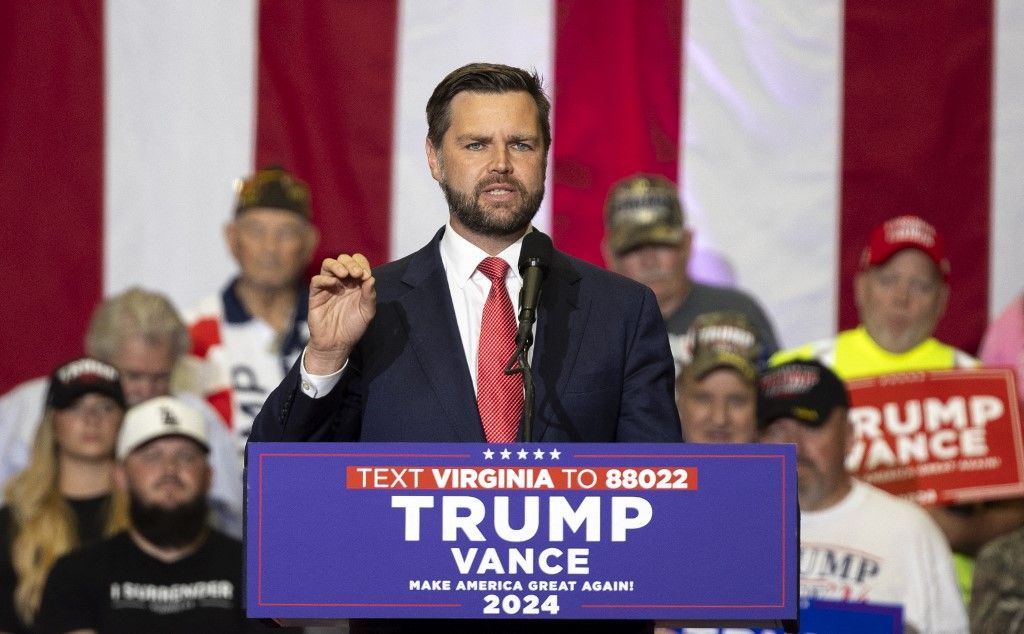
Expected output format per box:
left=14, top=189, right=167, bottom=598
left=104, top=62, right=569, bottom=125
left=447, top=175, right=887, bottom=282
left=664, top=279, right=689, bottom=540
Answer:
left=664, top=282, right=779, bottom=374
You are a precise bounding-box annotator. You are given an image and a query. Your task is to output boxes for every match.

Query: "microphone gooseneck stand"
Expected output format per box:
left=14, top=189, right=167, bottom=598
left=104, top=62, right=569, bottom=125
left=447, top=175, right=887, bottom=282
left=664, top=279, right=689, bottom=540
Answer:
left=504, top=326, right=536, bottom=443
left=504, top=230, right=552, bottom=443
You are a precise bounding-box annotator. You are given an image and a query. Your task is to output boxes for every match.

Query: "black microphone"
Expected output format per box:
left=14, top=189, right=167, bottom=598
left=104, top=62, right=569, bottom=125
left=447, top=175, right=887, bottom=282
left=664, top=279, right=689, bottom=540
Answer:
left=505, top=230, right=552, bottom=443
left=515, top=231, right=552, bottom=348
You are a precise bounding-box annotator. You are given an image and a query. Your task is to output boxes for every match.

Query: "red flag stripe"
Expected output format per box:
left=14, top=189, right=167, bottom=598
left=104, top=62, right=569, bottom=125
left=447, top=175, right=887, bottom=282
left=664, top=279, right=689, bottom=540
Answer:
left=552, top=0, right=684, bottom=265
left=255, top=0, right=399, bottom=269
left=0, top=0, right=104, bottom=390
left=839, top=1, right=994, bottom=353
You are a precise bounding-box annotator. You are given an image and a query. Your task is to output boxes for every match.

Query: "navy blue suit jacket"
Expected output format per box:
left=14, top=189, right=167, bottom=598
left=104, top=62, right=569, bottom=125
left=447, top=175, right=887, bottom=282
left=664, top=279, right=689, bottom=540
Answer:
left=250, top=228, right=681, bottom=444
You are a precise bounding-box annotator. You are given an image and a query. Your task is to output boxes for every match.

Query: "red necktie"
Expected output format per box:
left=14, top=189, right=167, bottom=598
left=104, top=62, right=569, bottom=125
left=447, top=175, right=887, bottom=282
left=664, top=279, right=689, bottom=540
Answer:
left=476, top=257, right=523, bottom=443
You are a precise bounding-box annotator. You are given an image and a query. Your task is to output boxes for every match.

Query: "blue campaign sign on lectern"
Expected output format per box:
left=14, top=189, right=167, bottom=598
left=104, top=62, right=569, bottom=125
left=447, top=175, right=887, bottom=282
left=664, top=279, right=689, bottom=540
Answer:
left=246, top=442, right=798, bottom=621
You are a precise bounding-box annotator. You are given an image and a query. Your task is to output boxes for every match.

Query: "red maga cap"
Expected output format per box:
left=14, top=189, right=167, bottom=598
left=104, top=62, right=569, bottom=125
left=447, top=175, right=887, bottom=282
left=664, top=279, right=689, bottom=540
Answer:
left=860, top=215, right=950, bottom=277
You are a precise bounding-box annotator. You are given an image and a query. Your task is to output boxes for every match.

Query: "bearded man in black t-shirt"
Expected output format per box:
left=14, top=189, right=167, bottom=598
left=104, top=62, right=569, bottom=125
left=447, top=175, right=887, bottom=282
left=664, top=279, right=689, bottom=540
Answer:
left=36, top=397, right=272, bottom=634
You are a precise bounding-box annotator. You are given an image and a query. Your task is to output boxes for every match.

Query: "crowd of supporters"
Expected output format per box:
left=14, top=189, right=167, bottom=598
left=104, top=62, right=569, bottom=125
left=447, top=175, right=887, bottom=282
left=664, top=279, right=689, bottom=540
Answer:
left=2, top=157, right=1022, bottom=633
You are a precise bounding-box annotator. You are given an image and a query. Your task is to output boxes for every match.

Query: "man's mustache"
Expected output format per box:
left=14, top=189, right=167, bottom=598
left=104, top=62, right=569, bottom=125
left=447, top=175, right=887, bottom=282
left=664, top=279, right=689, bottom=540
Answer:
left=475, top=175, right=526, bottom=195
left=155, top=475, right=186, bottom=488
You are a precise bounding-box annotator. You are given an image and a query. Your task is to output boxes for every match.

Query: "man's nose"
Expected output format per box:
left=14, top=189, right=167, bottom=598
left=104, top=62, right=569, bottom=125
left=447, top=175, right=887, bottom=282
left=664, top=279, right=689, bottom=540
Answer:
left=892, top=280, right=913, bottom=306
left=709, top=400, right=729, bottom=427
left=638, top=248, right=658, bottom=268
left=773, top=423, right=800, bottom=444
left=81, top=406, right=105, bottom=423
left=489, top=145, right=511, bottom=173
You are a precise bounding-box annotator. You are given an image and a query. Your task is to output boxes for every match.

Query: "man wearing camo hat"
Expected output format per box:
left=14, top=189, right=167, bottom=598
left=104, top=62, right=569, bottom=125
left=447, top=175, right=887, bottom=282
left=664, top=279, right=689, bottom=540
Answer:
left=602, top=174, right=778, bottom=375
left=676, top=311, right=761, bottom=443
left=184, top=167, right=320, bottom=458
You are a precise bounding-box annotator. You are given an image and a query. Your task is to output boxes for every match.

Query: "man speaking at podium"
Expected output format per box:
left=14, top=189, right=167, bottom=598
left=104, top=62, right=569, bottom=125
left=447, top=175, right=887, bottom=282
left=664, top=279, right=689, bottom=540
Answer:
left=250, top=63, right=680, bottom=633
left=250, top=62, right=680, bottom=448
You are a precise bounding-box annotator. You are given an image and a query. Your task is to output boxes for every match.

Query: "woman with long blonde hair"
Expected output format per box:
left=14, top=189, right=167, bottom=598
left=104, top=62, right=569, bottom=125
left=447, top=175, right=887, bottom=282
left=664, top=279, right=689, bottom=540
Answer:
left=0, top=358, right=130, bottom=632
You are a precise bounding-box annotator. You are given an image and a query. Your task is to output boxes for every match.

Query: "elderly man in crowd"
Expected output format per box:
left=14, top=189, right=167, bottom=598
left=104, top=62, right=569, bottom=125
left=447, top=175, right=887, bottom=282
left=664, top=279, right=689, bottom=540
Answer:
left=772, top=215, right=974, bottom=374
left=0, top=288, right=242, bottom=535
left=602, top=173, right=778, bottom=375
left=771, top=215, right=1024, bottom=600
left=184, top=166, right=319, bottom=457
left=759, top=360, right=967, bottom=634
left=675, top=312, right=761, bottom=443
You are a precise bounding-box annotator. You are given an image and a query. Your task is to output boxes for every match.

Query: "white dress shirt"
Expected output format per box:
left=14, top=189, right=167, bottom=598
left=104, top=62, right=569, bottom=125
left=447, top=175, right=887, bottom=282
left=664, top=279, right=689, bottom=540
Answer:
left=299, top=222, right=527, bottom=399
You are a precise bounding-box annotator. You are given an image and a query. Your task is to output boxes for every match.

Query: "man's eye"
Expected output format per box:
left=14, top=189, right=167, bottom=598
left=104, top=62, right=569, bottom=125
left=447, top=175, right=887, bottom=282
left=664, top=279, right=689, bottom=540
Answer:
left=692, top=394, right=711, bottom=406
left=466, top=142, right=483, bottom=150
left=909, top=279, right=935, bottom=294
left=512, top=142, right=532, bottom=151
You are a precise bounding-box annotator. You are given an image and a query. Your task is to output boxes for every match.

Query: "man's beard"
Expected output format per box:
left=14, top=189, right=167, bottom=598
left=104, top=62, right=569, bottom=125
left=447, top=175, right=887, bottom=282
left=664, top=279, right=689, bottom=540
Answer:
left=130, top=490, right=209, bottom=548
left=862, top=313, right=935, bottom=354
left=441, top=174, right=544, bottom=238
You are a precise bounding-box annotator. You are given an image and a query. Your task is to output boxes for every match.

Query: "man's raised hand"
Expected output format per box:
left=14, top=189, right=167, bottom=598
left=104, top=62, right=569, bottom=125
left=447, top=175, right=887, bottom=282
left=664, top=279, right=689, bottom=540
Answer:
left=304, top=253, right=376, bottom=374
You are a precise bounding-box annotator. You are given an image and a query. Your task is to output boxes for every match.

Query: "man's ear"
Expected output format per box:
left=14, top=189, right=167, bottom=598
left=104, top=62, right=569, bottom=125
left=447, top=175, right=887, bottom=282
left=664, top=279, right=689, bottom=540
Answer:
left=302, top=224, right=321, bottom=264
left=680, top=229, right=693, bottom=265
left=853, top=270, right=868, bottom=313
left=202, top=463, right=213, bottom=494
left=936, top=281, right=950, bottom=321
left=600, top=238, right=618, bottom=270
left=426, top=138, right=443, bottom=183
left=224, top=222, right=241, bottom=261
left=842, top=409, right=854, bottom=458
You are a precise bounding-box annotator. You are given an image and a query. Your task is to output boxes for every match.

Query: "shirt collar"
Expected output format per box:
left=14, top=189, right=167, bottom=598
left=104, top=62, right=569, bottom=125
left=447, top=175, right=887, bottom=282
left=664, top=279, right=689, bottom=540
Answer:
left=222, top=278, right=251, bottom=324
left=222, top=276, right=309, bottom=335
left=440, top=221, right=527, bottom=288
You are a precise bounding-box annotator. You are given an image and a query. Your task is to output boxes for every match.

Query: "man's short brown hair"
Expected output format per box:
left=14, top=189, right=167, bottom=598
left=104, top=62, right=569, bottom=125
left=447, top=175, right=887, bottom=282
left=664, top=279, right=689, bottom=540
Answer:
left=426, top=62, right=552, bottom=154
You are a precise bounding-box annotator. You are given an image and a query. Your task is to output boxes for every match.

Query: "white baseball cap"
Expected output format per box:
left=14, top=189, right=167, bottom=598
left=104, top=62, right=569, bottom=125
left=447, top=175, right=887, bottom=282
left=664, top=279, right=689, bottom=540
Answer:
left=117, top=396, right=209, bottom=460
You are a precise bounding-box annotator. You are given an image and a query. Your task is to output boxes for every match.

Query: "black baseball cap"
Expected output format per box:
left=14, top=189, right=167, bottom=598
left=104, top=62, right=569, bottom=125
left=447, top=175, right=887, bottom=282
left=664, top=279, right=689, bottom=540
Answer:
left=46, top=357, right=126, bottom=410
left=757, top=360, right=848, bottom=430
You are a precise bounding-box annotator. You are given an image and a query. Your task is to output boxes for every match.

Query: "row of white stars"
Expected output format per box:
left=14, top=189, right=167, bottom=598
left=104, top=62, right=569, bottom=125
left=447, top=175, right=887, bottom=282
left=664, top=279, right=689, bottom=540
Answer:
left=482, top=448, right=561, bottom=460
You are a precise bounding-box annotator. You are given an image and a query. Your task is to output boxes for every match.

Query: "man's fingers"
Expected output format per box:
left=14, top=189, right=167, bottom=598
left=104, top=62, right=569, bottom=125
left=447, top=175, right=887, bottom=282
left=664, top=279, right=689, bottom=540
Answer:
left=312, top=253, right=376, bottom=301
left=320, top=257, right=356, bottom=279
left=361, top=275, right=377, bottom=301
left=320, top=254, right=373, bottom=281
left=352, top=253, right=372, bottom=271
left=310, top=273, right=343, bottom=292
left=337, top=254, right=371, bottom=280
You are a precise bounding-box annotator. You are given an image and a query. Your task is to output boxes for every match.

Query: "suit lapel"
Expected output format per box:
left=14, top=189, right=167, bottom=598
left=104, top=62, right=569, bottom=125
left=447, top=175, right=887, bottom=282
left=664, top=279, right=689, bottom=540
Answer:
left=531, top=250, right=586, bottom=441
left=398, top=231, right=485, bottom=441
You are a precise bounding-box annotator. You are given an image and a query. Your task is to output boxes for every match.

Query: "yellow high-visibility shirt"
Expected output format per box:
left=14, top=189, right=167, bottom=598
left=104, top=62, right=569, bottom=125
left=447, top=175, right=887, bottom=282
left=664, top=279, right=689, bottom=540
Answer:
left=770, top=326, right=977, bottom=380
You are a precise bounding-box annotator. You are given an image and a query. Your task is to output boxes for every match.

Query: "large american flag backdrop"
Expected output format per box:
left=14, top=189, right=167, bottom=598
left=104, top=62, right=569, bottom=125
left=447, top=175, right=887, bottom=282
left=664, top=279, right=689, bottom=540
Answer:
left=2, top=0, right=1022, bottom=393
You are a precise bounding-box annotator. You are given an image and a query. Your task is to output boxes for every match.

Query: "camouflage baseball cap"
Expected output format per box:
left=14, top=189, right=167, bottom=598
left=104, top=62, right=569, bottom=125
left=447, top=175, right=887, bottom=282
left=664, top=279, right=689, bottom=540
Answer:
left=686, top=312, right=761, bottom=384
left=605, top=174, right=685, bottom=255
left=234, top=165, right=310, bottom=218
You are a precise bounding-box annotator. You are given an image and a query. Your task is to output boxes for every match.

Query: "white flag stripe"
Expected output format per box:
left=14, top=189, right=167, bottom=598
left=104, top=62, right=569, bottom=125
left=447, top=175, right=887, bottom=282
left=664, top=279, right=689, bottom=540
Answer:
left=390, top=0, right=555, bottom=261
left=991, top=0, right=1024, bottom=316
left=104, top=0, right=257, bottom=311
left=681, top=0, right=844, bottom=348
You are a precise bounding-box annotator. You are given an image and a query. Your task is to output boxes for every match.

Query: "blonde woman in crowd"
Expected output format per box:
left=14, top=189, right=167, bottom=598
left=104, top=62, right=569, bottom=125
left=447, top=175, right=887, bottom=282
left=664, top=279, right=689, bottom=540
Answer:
left=0, top=358, right=129, bottom=633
